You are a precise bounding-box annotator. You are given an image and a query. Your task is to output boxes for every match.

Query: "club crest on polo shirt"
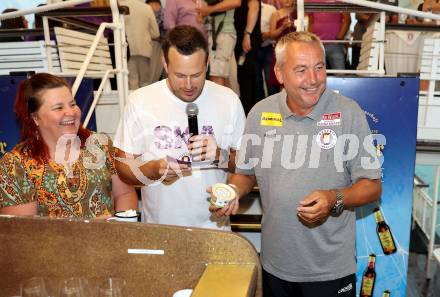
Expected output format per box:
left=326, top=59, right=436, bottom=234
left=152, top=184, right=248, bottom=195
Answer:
left=260, top=112, right=283, bottom=127
left=316, top=129, right=337, bottom=149
left=317, top=112, right=341, bottom=126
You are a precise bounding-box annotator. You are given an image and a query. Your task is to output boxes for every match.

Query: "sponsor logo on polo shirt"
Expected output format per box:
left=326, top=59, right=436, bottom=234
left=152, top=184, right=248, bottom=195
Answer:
left=260, top=112, right=283, bottom=127
left=316, top=128, right=337, bottom=149
left=317, top=112, right=341, bottom=126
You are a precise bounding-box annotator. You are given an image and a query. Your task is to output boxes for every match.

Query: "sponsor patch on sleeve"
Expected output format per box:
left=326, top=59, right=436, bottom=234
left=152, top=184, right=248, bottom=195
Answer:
left=260, top=112, right=283, bottom=127
left=317, top=112, right=341, bottom=126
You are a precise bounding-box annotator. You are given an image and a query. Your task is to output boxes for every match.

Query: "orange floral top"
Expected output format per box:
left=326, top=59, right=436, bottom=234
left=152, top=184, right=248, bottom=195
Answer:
left=0, top=134, right=117, bottom=219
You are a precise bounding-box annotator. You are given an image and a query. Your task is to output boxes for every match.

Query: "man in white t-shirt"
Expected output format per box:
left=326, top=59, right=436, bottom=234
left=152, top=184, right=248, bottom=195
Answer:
left=114, top=25, right=246, bottom=230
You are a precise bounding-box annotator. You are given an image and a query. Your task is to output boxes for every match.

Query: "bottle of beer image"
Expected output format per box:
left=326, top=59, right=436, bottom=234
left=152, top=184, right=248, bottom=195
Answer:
left=374, top=207, right=397, bottom=255
left=382, top=290, right=391, bottom=297
left=360, top=254, right=376, bottom=297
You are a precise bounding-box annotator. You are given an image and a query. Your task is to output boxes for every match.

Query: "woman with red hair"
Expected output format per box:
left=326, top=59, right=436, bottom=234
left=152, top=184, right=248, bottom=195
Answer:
left=0, top=73, right=138, bottom=218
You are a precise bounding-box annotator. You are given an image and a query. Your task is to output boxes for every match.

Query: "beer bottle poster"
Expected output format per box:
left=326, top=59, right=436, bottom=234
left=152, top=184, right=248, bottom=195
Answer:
left=328, top=77, right=419, bottom=297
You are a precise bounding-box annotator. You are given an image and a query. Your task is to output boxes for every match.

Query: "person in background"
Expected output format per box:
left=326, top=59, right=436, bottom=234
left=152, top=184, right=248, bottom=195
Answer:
left=234, top=0, right=261, bottom=114
left=163, top=0, right=207, bottom=38
left=400, top=1, right=433, bottom=24
left=0, top=8, right=29, bottom=42
left=423, top=0, right=440, bottom=13
left=119, top=0, right=159, bottom=89
left=420, top=0, right=440, bottom=24
left=309, top=8, right=351, bottom=70
left=351, top=13, right=373, bottom=70
left=263, top=0, right=281, bottom=9
left=149, top=0, right=166, bottom=40
left=147, top=0, right=166, bottom=83
left=198, top=0, right=241, bottom=87
left=268, top=0, right=296, bottom=41
left=267, top=0, right=296, bottom=91
left=114, top=25, right=246, bottom=230
left=210, top=31, right=382, bottom=297
left=0, top=73, right=138, bottom=218
left=256, top=1, right=277, bottom=100
left=147, top=0, right=166, bottom=38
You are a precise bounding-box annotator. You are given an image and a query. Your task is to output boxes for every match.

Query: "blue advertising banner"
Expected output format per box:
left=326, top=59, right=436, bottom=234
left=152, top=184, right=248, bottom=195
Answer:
left=0, top=75, right=96, bottom=156
left=328, top=77, right=419, bottom=297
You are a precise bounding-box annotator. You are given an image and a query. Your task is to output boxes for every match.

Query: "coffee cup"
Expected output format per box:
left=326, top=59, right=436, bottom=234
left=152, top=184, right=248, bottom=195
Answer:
left=113, top=209, right=139, bottom=222
left=210, top=183, right=237, bottom=208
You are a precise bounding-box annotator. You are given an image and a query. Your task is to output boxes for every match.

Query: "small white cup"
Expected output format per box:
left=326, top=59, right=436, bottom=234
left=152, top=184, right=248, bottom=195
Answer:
left=113, top=210, right=139, bottom=222
left=210, top=183, right=236, bottom=208
left=172, top=289, right=193, bottom=297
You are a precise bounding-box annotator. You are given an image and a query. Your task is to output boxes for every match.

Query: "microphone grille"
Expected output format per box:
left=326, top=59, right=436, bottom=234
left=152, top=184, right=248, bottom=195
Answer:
left=186, top=103, right=199, bottom=116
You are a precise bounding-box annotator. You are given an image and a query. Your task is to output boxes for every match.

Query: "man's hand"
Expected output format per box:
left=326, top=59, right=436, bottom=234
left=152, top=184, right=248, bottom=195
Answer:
left=207, top=186, right=240, bottom=217
left=188, top=135, right=219, bottom=162
left=297, top=190, right=336, bottom=224
left=151, top=159, right=191, bottom=183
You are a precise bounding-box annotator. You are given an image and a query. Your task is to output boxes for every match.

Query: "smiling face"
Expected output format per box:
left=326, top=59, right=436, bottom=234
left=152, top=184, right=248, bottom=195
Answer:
left=32, top=86, right=81, bottom=148
left=163, top=46, right=208, bottom=102
left=275, top=41, right=327, bottom=116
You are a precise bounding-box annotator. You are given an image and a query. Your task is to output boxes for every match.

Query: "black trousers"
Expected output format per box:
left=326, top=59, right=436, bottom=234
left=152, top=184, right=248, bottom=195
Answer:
left=263, top=269, right=356, bottom=297
left=236, top=47, right=260, bottom=115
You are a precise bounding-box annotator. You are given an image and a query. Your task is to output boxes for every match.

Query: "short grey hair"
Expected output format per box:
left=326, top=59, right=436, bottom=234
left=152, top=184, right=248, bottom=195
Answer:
left=274, top=31, right=326, bottom=66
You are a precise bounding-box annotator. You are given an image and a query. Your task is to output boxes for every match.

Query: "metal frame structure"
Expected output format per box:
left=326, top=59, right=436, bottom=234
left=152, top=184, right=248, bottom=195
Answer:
left=413, top=159, right=440, bottom=279
left=296, top=0, right=440, bottom=75
left=0, top=0, right=128, bottom=126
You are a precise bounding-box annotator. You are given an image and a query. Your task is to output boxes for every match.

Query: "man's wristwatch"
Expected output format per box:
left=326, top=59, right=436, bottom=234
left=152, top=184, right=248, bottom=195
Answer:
left=331, top=190, right=344, bottom=215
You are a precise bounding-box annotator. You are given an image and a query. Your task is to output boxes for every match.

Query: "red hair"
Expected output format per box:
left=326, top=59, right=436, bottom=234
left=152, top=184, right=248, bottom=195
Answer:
left=14, top=73, right=91, bottom=163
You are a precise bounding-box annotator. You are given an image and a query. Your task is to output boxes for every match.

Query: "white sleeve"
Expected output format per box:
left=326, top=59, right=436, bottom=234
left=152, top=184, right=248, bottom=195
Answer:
left=113, top=99, right=149, bottom=155
left=229, top=97, right=246, bottom=151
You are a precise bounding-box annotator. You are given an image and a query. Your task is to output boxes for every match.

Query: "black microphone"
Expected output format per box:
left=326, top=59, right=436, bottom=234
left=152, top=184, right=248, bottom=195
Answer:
left=186, top=103, right=199, bottom=137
